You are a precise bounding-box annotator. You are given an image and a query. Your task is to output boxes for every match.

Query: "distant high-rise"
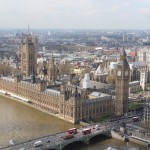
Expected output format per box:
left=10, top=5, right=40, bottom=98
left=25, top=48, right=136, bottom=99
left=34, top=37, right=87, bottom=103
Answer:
left=21, top=34, right=37, bottom=76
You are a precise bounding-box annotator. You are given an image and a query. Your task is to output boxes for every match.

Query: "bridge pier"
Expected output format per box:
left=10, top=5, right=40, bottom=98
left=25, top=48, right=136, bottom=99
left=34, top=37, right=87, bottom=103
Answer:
left=147, top=143, right=150, bottom=150
left=82, top=136, right=90, bottom=145
left=58, top=144, right=62, bottom=150
left=84, top=140, right=89, bottom=145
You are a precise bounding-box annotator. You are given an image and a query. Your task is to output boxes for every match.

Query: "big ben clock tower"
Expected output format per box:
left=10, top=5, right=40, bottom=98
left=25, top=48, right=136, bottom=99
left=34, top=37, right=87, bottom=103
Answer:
left=115, top=49, right=130, bottom=116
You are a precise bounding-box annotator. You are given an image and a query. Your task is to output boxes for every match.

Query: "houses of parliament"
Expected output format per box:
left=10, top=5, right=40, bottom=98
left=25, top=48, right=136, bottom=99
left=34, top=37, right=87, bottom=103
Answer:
left=0, top=34, right=130, bottom=123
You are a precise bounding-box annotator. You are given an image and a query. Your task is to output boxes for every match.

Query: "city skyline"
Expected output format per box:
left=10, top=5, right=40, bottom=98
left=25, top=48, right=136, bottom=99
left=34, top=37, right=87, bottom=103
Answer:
left=0, top=0, right=150, bottom=29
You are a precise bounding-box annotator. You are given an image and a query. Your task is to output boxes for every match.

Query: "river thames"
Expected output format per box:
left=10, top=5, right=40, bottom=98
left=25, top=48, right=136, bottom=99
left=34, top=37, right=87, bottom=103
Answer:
left=0, top=95, right=146, bottom=150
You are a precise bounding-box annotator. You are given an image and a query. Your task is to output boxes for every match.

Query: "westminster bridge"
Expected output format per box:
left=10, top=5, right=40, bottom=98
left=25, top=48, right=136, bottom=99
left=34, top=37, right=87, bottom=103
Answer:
left=1, top=115, right=149, bottom=150
left=0, top=121, right=116, bottom=150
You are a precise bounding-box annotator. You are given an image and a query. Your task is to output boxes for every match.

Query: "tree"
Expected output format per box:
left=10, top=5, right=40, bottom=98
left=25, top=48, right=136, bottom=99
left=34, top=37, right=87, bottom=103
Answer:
left=0, top=64, right=18, bottom=76
left=58, top=63, right=73, bottom=75
left=80, top=68, right=91, bottom=78
left=106, top=75, right=115, bottom=84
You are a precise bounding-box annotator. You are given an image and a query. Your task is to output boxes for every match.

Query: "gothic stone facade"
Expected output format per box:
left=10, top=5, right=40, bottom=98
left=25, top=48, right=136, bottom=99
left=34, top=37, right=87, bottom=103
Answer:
left=0, top=76, right=113, bottom=123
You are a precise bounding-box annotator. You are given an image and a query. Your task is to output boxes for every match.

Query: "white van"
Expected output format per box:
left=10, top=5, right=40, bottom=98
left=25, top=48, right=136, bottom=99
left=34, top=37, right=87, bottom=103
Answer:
left=95, top=125, right=100, bottom=130
left=34, top=140, right=43, bottom=147
left=19, top=148, right=25, bottom=150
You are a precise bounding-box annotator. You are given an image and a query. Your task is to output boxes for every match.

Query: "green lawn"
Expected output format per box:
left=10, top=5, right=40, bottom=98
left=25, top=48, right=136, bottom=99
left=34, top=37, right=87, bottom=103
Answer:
left=99, top=115, right=111, bottom=122
left=129, top=102, right=143, bottom=110
left=147, top=85, right=150, bottom=90
left=136, top=90, right=144, bottom=94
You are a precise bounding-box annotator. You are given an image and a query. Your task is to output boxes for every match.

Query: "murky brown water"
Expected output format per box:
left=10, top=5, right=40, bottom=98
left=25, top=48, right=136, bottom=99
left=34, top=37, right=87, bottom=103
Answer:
left=0, top=95, right=147, bottom=150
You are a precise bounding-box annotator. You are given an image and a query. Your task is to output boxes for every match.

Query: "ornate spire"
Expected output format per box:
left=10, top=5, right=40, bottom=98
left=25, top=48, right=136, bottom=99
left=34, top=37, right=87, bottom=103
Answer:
left=51, top=50, right=54, bottom=65
left=28, top=24, right=30, bottom=34
left=118, top=48, right=129, bottom=67
left=74, top=86, right=78, bottom=98
left=51, top=50, right=55, bottom=84
left=42, top=65, right=47, bottom=76
left=31, top=71, right=36, bottom=84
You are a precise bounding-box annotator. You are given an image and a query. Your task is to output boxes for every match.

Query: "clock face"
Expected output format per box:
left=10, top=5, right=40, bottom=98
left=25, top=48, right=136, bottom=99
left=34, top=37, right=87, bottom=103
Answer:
left=117, top=71, right=121, bottom=76
left=125, top=70, right=129, bottom=76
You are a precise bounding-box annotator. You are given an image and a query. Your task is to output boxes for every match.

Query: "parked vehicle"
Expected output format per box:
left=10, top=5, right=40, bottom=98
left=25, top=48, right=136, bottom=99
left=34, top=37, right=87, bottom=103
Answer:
left=5, top=93, right=11, bottom=96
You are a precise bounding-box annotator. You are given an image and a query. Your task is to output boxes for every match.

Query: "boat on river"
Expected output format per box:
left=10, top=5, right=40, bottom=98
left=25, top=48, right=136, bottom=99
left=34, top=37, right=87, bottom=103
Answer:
left=9, top=140, right=15, bottom=146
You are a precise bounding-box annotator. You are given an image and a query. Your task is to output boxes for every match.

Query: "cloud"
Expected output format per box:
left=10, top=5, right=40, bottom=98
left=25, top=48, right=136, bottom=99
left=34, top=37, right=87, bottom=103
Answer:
left=138, top=0, right=150, bottom=2
left=0, top=0, right=149, bottom=29
left=138, top=8, right=150, bottom=15
left=112, top=5, right=119, bottom=12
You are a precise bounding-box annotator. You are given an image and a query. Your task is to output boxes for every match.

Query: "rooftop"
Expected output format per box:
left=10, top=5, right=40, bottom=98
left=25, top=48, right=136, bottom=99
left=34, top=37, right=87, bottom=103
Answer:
left=89, top=92, right=111, bottom=98
left=1, top=76, right=14, bottom=82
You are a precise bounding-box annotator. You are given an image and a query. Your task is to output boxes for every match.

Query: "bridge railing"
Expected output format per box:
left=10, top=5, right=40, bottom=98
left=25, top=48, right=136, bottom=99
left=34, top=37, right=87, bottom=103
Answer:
left=0, top=131, right=65, bottom=150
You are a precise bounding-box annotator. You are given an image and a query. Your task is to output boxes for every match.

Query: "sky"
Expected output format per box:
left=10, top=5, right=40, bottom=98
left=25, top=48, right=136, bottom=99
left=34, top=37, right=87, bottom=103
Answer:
left=0, top=0, right=150, bottom=29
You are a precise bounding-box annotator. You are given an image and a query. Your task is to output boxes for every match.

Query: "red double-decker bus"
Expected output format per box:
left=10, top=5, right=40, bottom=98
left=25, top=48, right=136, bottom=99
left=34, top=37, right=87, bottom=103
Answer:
left=67, top=128, right=77, bottom=134
left=82, top=128, right=91, bottom=135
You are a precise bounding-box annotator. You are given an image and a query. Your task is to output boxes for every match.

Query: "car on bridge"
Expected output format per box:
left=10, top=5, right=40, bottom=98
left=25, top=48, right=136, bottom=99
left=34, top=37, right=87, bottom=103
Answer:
left=63, top=134, right=74, bottom=140
left=82, top=128, right=91, bottom=135
left=34, top=140, right=43, bottom=147
left=132, top=116, right=139, bottom=122
left=95, top=125, right=100, bottom=130
left=19, top=148, right=25, bottom=150
left=46, top=140, right=50, bottom=143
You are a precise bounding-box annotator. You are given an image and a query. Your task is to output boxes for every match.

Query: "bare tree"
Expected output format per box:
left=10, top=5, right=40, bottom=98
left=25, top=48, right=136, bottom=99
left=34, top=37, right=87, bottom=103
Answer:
left=80, top=67, right=91, bottom=78
left=106, top=75, right=115, bottom=84
left=0, top=64, right=18, bottom=76
left=58, top=63, right=73, bottom=75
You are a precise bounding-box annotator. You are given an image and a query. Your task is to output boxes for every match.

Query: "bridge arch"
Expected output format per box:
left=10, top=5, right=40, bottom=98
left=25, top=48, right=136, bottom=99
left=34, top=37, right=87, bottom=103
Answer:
left=89, top=133, right=111, bottom=144
left=62, top=141, right=88, bottom=150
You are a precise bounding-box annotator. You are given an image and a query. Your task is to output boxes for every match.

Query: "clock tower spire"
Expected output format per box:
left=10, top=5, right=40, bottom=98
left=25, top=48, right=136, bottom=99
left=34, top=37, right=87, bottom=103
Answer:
left=115, top=48, right=130, bottom=116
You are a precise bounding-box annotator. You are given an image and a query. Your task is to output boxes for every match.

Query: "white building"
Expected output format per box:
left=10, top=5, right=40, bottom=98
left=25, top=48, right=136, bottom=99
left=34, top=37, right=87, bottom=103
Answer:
left=82, top=73, right=93, bottom=89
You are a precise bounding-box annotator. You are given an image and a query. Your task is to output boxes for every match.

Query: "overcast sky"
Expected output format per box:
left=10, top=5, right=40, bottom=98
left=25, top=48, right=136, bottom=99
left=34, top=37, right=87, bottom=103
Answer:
left=0, top=0, right=150, bottom=29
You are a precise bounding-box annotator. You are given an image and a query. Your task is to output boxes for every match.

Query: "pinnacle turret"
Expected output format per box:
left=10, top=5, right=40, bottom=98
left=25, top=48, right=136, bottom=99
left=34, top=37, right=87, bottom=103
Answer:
left=118, top=48, right=129, bottom=67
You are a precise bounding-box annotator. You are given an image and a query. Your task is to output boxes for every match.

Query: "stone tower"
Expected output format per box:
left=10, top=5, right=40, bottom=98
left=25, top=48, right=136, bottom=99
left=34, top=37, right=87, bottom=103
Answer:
left=140, top=71, right=147, bottom=91
left=115, top=49, right=130, bottom=116
left=21, top=34, right=37, bottom=76
left=47, top=52, right=57, bottom=85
